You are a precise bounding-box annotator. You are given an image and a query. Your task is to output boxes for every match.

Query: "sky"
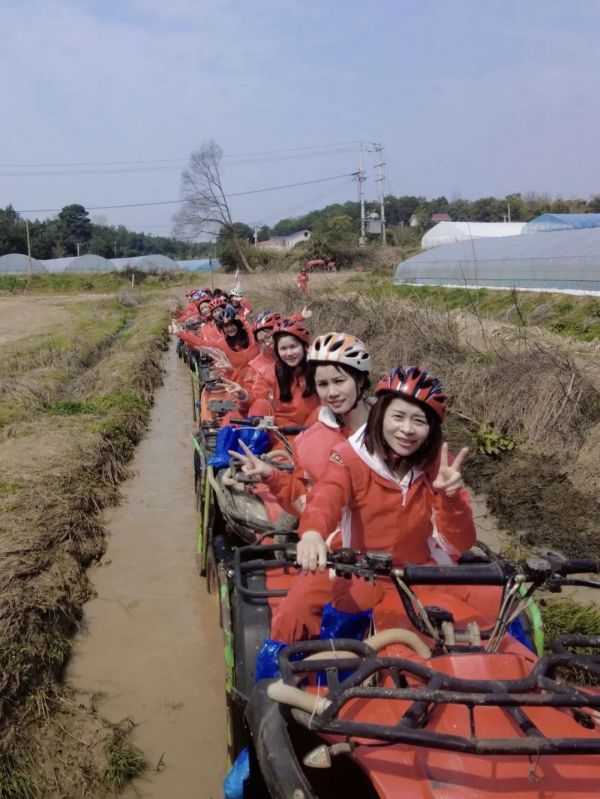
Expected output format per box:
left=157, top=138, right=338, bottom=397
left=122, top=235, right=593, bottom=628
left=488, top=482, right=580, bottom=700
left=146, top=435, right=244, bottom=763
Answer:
left=1, top=0, right=599, bottom=239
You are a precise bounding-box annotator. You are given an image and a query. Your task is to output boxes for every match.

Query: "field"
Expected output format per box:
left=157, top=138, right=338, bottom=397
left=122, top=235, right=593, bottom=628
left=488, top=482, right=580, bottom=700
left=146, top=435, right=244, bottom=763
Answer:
left=0, top=287, right=173, bottom=796
left=0, top=271, right=599, bottom=796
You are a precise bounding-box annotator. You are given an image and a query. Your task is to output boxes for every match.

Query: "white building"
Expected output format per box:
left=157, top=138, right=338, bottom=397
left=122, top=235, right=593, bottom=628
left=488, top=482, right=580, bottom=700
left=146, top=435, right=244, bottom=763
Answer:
left=257, top=229, right=311, bottom=252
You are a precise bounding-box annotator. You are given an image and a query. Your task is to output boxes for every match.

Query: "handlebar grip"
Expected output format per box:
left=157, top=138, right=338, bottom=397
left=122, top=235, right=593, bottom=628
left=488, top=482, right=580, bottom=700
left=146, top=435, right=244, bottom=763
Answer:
left=402, top=562, right=508, bottom=586
left=230, top=417, right=258, bottom=426
left=279, top=425, right=308, bottom=435
left=552, top=558, right=600, bottom=576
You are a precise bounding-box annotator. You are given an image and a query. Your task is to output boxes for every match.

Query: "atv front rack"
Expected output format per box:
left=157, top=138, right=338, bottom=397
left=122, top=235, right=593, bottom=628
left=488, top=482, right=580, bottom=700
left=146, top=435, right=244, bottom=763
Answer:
left=273, top=637, right=600, bottom=755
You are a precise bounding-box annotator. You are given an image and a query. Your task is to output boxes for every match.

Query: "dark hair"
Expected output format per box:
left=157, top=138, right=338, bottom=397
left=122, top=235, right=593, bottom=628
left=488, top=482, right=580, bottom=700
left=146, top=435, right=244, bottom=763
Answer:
left=363, top=391, right=442, bottom=470
left=274, top=342, right=315, bottom=402
left=223, top=319, right=249, bottom=351
left=306, top=361, right=371, bottom=419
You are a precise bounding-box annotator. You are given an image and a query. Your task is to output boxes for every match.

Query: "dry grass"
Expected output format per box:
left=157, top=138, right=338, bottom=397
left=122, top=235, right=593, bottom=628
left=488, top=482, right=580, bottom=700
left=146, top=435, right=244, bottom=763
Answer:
left=251, top=285, right=600, bottom=458
left=0, top=295, right=169, bottom=795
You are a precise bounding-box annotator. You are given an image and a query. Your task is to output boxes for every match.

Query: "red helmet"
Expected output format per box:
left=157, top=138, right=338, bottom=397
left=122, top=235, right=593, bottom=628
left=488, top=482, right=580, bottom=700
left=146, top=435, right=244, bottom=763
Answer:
left=273, top=317, right=310, bottom=345
left=375, top=365, right=448, bottom=421
left=208, top=296, right=227, bottom=316
left=253, top=310, right=281, bottom=336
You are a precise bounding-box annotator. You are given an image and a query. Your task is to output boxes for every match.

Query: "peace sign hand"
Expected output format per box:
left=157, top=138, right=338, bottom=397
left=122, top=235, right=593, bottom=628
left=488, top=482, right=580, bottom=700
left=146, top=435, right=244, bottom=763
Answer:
left=218, top=377, right=249, bottom=403
left=432, top=443, right=468, bottom=497
left=228, top=439, right=274, bottom=482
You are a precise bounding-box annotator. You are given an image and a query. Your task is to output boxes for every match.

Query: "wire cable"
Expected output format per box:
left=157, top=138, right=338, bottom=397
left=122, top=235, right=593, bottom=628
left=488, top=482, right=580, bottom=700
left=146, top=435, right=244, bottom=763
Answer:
left=18, top=172, right=354, bottom=214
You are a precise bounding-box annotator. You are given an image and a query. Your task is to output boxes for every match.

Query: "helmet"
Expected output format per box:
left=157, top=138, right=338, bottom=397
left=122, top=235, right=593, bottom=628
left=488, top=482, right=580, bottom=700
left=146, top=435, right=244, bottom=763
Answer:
left=208, top=296, right=228, bottom=315
left=375, top=365, right=447, bottom=421
left=273, top=317, right=310, bottom=345
left=253, top=310, right=281, bottom=335
left=230, top=288, right=242, bottom=299
left=308, top=332, right=370, bottom=373
left=213, top=303, right=239, bottom=326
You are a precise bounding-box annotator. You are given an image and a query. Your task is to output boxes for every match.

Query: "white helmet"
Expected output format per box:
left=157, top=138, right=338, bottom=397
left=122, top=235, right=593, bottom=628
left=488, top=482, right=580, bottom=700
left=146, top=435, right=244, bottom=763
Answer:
left=308, top=332, right=370, bottom=373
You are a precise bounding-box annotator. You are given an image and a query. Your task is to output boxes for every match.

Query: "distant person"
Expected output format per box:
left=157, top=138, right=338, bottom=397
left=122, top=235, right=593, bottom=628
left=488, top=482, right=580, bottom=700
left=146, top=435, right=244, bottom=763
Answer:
left=326, top=260, right=336, bottom=272
left=296, top=268, right=309, bottom=298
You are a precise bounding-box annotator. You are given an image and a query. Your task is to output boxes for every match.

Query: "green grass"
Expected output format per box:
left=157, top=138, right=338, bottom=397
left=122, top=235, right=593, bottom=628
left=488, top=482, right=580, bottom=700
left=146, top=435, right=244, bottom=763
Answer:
left=354, top=281, right=600, bottom=342
left=0, top=753, right=39, bottom=799
left=0, top=270, right=194, bottom=295
left=102, top=720, right=147, bottom=792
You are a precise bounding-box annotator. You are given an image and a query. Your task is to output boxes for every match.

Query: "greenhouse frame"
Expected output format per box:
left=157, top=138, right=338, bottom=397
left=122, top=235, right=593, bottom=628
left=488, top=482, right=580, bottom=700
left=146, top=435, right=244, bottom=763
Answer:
left=394, top=228, right=600, bottom=293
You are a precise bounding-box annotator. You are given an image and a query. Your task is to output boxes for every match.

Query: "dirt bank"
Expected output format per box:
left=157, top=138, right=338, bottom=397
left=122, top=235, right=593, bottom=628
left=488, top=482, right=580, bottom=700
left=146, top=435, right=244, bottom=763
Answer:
left=68, top=351, right=226, bottom=798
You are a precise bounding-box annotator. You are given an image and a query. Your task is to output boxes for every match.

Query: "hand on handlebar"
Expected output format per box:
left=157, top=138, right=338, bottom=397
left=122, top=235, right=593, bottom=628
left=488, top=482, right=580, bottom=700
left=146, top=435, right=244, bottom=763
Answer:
left=297, top=530, right=329, bottom=573
left=432, top=443, right=468, bottom=497
left=228, top=439, right=274, bottom=481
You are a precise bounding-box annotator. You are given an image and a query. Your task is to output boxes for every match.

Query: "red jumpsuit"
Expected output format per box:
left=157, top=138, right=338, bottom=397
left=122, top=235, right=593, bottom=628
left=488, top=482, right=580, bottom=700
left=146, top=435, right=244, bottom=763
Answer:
left=271, top=428, right=476, bottom=642
left=246, top=363, right=319, bottom=427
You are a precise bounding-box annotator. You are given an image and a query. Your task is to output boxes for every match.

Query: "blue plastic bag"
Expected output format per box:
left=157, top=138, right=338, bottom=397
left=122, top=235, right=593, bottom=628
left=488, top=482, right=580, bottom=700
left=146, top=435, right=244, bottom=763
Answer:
left=319, top=602, right=373, bottom=641
left=209, top=424, right=270, bottom=470
left=318, top=603, right=373, bottom=685
left=255, top=638, right=289, bottom=680
left=223, top=747, right=249, bottom=799
left=238, top=425, right=270, bottom=456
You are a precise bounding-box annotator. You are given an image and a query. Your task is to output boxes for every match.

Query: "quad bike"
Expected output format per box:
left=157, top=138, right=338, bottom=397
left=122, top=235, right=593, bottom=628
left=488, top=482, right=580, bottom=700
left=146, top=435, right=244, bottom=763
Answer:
left=226, top=542, right=599, bottom=798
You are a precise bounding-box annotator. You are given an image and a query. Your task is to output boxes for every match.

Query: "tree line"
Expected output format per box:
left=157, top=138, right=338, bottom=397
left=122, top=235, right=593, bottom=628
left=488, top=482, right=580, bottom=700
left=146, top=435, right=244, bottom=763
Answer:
left=267, top=192, right=600, bottom=241
left=0, top=203, right=212, bottom=260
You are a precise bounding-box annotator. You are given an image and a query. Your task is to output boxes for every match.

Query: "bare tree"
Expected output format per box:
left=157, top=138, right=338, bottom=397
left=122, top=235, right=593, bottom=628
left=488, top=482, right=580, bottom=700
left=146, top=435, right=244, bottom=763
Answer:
left=173, top=140, right=253, bottom=272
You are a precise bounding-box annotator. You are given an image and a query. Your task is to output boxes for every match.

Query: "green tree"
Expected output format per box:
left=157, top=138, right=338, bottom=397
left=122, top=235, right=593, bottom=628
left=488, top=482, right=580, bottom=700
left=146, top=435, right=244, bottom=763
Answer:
left=57, top=204, right=92, bottom=256
left=0, top=205, right=26, bottom=255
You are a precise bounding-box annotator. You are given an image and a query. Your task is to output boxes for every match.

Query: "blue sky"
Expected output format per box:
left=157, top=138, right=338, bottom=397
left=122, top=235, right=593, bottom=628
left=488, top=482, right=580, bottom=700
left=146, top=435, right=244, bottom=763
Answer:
left=1, top=0, right=599, bottom=237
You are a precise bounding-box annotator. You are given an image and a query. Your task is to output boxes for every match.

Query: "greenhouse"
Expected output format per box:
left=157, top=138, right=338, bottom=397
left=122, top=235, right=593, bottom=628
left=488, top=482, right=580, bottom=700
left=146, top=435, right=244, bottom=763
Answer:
left=394, top=228, right=600, bottom=293
left=0, top=253, right=48, bottom=274
left=524, top=213, right=600, bottom=233
left=421, top=222, right=525, bottom=250
left=64, top=254, right=116, bottom=272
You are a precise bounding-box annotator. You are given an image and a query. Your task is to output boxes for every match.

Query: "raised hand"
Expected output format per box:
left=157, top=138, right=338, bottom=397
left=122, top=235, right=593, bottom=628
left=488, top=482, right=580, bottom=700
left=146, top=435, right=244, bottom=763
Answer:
left=432, top=443, right=468, bottom=497
left=301, top=306, right=313, bottom=319
left=228, top=439, right=273, bottom=481
left=218, top=377, right=249, bottom=403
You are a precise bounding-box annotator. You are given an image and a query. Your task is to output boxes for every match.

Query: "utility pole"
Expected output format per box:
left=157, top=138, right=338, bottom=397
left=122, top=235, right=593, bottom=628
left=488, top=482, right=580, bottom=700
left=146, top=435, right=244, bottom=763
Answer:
left=374, top=143, right=387, bottom=245
left=507, top=203, right=511, bottom=223
left=352, top=142, right=367, bottom=246
left=25, top=219, right=33, bottom=274
left=113, top=240, right=117, bottom=257
left=76, top=242, right=81, bottom=257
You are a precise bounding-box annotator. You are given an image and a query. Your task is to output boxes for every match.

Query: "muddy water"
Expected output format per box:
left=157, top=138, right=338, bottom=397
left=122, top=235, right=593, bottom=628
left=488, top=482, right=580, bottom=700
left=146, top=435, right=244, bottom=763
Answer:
left=69, top=352, right=226, bottom=798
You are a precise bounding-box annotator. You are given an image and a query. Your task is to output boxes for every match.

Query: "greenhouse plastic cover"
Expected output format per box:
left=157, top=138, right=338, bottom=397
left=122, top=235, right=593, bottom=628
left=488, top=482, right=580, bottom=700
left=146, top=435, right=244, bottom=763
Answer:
left=524, top=213, right=600, bottom=233
left=422, top=222, right=525, bottom=250
left=394, top=228, right=600, bottom=292
left=0, top=253, right=48, bottom=274
left=65, top=254, right=116, bottom=272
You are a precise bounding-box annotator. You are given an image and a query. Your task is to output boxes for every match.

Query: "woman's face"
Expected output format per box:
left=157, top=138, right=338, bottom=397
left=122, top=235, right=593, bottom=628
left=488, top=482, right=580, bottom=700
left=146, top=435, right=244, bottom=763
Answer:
left=199, top=302, right=211, bottom=316
left=256, top=328, right=274, bottom=353
left=314, top=365, right=358, bottom=415
left=277, top=335, right=305, bottom=368
left=223, top=322, right=238, bottom=337
left=382, top=397, right=430, bottom=458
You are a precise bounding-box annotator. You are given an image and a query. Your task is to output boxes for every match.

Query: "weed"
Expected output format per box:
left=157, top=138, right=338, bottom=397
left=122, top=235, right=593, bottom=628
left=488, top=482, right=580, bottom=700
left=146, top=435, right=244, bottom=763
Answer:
left=102, top=719, right=147, bottom=792
left=475, top=421, right=515, bottom=456
left=0, top=755, right=39, bottom=798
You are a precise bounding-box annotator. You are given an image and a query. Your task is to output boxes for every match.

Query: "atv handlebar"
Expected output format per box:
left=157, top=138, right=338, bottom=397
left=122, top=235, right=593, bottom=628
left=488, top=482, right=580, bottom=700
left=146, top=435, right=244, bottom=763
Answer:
left=229, top=417, right=307, bottom=436
left=283, top=545, right=600, bottom=588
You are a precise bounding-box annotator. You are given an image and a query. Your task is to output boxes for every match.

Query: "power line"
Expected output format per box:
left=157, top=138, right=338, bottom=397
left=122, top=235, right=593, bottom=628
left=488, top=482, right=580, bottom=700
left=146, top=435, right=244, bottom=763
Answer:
left=18, top=172, right=354, bottom=214
left=0, top=141, right=361, bottom=170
